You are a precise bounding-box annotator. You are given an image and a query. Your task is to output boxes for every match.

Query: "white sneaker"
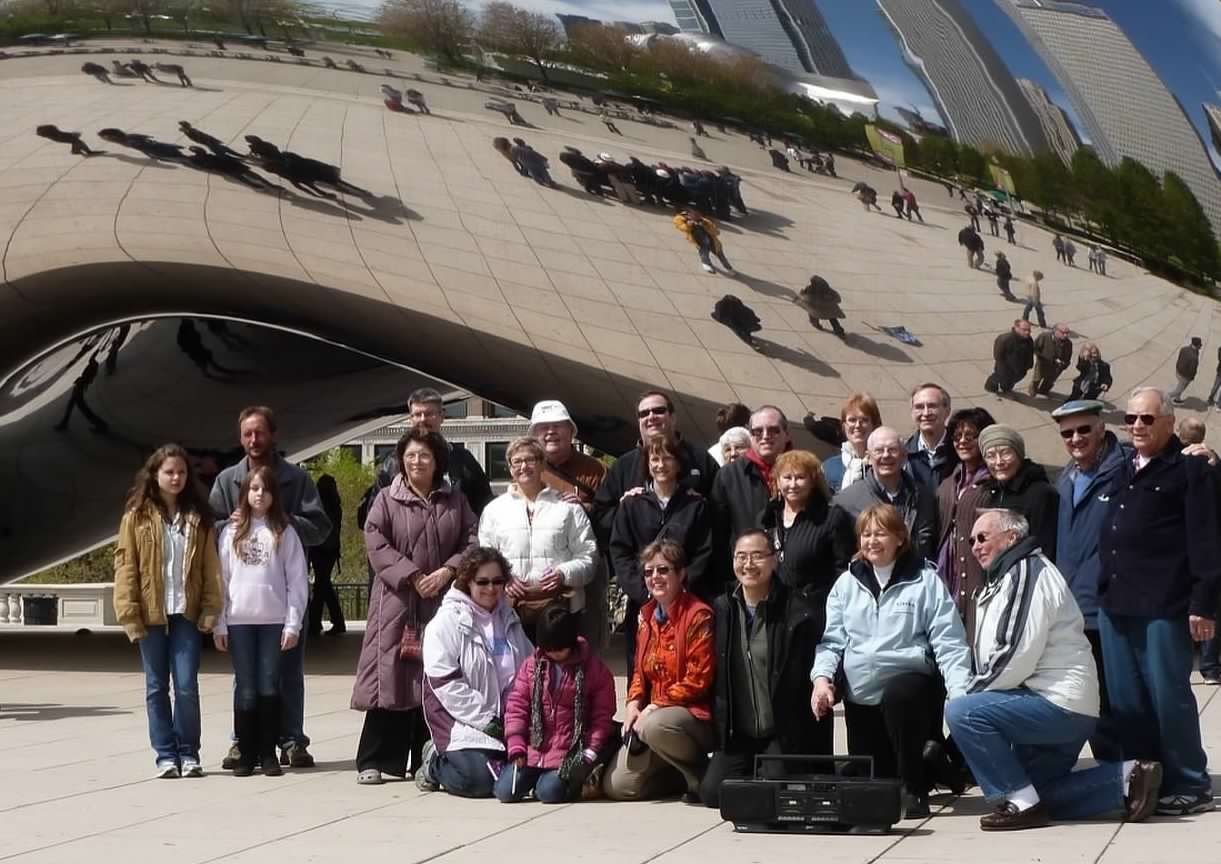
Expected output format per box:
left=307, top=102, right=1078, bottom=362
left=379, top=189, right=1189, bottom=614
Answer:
left=181, top=759, right=203, bottom=778
left=724, top=268, right=736, bottom=276
left=156, top=761, right=180, bottom=779
left=702, top=264, right=715, bottom=274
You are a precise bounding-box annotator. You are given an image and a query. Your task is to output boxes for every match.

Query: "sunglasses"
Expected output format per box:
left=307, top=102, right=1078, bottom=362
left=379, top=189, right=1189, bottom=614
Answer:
left=472, top=578, right=507, bottom=588
left=1124, top=413, right=1158, bottom=426
left=637, top=406, right=669, bottom=419
left=1059, top=424, right=1094, bottom=440
left=970, top=532, right=992, bottom=546
left=750, top=425, right=783, bottom=438
left=643, top=564, right=674, bottom=577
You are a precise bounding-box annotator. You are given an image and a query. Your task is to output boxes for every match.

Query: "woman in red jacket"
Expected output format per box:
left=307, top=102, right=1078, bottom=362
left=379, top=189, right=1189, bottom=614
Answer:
left=497, top=605, right=616, bottom=803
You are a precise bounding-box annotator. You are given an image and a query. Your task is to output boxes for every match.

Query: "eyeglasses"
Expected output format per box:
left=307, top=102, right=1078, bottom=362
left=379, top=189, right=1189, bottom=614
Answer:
left=1124, top=413, right=1158, bottom=426
left=970, top=532, right=992, bottom=546
left=750, top=425, right=783, bottom=438
left=732, top=551, right=773, bottom=564
left=952, top=430, right=978, bottom=442
left=870, top=446, right=902, bottom=456
left=472, top=578, right=507, bottom=588
left=509, top=457, right=539, bottom=468
left=637, top=406, right=669, bottom=419
left=642, top=564, right=675, bottom=577
left=1059, top=424, right=1094, bottom=440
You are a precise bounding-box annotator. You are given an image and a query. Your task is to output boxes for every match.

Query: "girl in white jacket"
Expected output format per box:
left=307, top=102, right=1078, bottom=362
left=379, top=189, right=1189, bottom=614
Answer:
left=214, top=465, right=308, bottom=777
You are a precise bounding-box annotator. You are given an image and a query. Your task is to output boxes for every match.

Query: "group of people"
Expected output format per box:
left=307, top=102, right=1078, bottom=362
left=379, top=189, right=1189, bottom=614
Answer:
left=82, top=59, right=193, bottom=87
left=111, top=378, right=1217, bottom=832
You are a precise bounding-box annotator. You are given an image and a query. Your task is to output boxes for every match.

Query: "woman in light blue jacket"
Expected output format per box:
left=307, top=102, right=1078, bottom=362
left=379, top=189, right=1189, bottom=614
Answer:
left=811, top=503, right=971, bottom=818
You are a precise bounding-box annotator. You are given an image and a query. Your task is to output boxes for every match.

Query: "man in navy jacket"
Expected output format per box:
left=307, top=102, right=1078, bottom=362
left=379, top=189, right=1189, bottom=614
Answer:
left=1098, top=387, right=1219, bottom=816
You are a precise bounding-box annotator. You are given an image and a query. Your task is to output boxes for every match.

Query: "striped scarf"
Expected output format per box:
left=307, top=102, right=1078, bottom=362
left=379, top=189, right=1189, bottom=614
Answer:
left=529, top=656, right=586, bottom=782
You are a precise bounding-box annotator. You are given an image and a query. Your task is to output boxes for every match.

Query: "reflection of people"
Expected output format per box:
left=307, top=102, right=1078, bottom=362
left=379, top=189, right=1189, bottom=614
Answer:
left=155, top=63, right=193, bottom=87
left=946, top=509, right=1162, bottom=832
left=53, top=353, right=108, bottom=433
left=416, top=547, right=533, bottom=797
left=114, top=444, right=223, bottom=779
left=602, top=540, right=715, bottom=802
left=82, top=62, right=112, bottom=84
left=176, top=321, right=244, bottom=379
left=673, top=208, right=733, bottom=275
left=797, top=275, right=845, bottom=336
left=35, top=124, right=100, bottom=156
left=813, top=504, right=972, bottom=818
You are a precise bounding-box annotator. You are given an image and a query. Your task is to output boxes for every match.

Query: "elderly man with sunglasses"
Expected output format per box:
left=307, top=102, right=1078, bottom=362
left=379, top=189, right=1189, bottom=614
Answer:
left=1095, top=387, right=1220, bottom=816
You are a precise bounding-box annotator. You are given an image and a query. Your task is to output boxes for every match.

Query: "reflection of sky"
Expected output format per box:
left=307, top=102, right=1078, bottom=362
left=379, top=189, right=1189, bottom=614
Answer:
left=325, top=0, right=1221, bottom=165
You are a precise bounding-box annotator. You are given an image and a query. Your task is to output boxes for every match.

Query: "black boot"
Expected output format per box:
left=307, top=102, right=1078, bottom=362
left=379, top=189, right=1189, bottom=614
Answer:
left=234, top=708, right=259, bottom=777
left=258, top=696, right=284, bottom=776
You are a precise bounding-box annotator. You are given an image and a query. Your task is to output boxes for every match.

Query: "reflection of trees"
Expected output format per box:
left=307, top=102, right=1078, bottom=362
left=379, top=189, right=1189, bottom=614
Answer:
left=379, top=0, right=473, bottom=67
left=479, top=2, right=562, bottom=83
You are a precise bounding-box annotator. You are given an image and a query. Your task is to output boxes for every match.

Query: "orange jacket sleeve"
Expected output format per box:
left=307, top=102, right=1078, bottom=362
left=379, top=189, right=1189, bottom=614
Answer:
left=626, top=616, right=651, bottom=705
left=661, top=608, right=714, bottom=706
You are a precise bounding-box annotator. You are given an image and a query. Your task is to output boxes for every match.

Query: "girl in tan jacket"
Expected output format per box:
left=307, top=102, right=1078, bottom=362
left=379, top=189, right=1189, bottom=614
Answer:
left=113, top=444, right=222, bottom=779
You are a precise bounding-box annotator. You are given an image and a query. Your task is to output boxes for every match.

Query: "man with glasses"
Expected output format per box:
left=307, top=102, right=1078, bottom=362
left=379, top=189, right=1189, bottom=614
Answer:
left=1095, top=388, right=1219, bottom=815
left=592, top=390, right=718, bottom=546
left=370, top=388, right=494, bottom=518
left=828, top=427, right=936, bottom=567
left=699, top=530, right=828, bottom=809
left=905, top=384, right=956, bottom=496
left=1050, top=400, right=1126, bottom=761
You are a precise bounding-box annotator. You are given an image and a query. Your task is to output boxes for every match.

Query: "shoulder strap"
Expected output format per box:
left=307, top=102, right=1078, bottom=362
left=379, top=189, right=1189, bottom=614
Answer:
left=545, top=459, right=599, bottom=500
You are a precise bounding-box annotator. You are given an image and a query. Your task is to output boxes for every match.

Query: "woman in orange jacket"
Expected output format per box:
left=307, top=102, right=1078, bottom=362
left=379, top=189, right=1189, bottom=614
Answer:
left=673, top=207, right=735, bottom=275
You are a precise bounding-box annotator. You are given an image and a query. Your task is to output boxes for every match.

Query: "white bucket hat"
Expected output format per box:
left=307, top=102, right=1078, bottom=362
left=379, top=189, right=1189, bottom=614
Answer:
left=529, top=399, right=577, bottom=436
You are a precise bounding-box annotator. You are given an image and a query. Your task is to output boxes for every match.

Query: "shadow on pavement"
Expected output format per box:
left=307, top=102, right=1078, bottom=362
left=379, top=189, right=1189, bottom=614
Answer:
left=0, top=702, right=131, bottom=721
left=754, top=337, right=840, bottom=378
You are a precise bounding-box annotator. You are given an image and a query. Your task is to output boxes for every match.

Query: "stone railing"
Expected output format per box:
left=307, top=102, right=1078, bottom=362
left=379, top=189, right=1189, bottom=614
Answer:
left=1, top=584, right=117, bottom=631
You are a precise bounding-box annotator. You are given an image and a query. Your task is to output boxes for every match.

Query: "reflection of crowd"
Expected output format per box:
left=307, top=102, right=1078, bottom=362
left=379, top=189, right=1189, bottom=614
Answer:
left=111, top=381, right=1217, bottom=828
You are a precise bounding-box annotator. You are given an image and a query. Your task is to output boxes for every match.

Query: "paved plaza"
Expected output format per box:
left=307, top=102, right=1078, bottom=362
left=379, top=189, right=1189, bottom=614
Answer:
left=2, top=39, right=1219, bottom=466
left=0, top=629, right=1218, bottom=863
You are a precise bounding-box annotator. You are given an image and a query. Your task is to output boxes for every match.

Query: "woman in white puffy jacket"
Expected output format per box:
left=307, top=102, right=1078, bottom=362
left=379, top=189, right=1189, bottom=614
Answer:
left=478, top=436, right=596, bottom=639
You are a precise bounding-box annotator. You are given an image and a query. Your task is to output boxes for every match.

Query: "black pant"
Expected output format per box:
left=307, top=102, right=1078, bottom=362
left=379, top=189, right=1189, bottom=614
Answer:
left=1084, top=629, right=1121, bottom=761
left=844, top=673, right=941, bottom=796
left=624, top=599, right=641, bottom=678
left=356, top=707, right=428, bottom=776
left=308, top=550, right=345, bottom=634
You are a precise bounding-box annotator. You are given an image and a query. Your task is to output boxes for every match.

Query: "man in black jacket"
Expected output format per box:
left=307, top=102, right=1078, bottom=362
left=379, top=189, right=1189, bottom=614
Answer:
left=372, top=387, right=493, bottom=516
left=700, top=530, right=828, bottom=808
left=1098, top=387, right=1219, bottom=816
left=590, top=390, right=718, bottom=546
left=1168, top=337, right=1202, bottom=405
left=988, top=319, right=1034, bottom=395
left=906, top=384, right=957, bottom=497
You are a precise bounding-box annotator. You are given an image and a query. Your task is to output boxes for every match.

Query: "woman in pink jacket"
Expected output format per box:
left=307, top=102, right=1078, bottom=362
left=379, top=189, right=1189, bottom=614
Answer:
left=496, top=605, right=617, bottom=803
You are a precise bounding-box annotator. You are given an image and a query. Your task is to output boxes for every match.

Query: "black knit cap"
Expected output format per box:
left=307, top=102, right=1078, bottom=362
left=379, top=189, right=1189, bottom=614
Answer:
left=535, top=604, right=579, bottom=653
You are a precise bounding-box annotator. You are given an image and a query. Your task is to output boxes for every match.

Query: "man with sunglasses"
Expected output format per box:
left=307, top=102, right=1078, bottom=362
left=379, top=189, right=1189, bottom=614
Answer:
left=591, top=390, right=718, bottom=547
left=1097, top=387, right=1219, bottom=815
left=1050, top=400, right=1126, bottom=762
left=710, top=406, right=792, bottom=582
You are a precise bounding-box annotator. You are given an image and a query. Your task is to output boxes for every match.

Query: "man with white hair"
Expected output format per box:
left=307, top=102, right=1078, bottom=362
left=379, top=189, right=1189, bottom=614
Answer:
left=1097, top=387, right=1218, bottom=815
left=946, top=509, right=1162, bottom=832
left=828, top=426, right=936, bottom=566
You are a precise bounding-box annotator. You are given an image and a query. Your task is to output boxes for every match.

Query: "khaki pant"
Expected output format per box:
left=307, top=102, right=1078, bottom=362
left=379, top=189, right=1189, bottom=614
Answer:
left=603, top=706, right=715, bottom=800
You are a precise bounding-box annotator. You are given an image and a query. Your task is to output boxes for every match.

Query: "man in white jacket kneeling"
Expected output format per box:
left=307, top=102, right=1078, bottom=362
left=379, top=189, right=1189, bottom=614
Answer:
left=946, top=509, right=1162, bottom=831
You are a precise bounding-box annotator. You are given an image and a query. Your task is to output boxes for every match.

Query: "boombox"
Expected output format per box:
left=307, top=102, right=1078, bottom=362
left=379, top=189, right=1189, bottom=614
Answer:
left=719, top=755, right=903, bottom=834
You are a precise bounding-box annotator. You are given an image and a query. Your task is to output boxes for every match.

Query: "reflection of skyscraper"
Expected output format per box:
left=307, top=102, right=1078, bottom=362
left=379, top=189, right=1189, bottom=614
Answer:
left=1206, top=102, right=1221, bottom=154
left=998, top=0, right=1221, bottom=234
left=876, top=0, right=1049, bottom=156
left=669, top=0, right=722, bottom=37
left=1017, top=78, right=1080, bottom=166
left=686, top=0, right=857, bottom=79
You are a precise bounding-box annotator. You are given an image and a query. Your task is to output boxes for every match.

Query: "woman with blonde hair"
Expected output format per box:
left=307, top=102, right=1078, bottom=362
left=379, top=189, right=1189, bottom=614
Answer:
left=757, top=450, right=838, bottom=599
left=811, top=504, right=972, bottom=817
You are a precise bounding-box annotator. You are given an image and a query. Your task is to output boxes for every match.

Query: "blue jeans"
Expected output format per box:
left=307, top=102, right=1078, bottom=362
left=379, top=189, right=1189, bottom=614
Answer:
left=1099, top=610, right=1210, bottom=795
left=1022, top=300, right=1047, bottom=328
left=433, top=748, right=502, bottom=798
left=494, top=764, right=572, bottom=803
left=137, top=615, right=202, bottom=765
left=279, top=627, right=308, bottom=748
left=946, top=689, right=1125, bottom=819
left=227, top=624, right=282, bottom=710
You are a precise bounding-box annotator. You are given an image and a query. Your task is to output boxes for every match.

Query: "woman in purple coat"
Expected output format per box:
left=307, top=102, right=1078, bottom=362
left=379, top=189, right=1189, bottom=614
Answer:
left=353, top=427, right=477, bottom=785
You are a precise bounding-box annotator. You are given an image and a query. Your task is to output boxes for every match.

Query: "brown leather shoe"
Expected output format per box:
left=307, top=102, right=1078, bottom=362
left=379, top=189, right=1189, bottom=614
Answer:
left=980, top=801, right=1050, bottom=831
left=1124, top=761, right=1163, bottom=822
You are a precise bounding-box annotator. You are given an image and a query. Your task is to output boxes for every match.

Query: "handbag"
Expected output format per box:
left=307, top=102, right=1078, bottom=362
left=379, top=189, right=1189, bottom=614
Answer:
left=398, top=588, right=423, bottom=660
left=513, top=587, right=575, bottom=630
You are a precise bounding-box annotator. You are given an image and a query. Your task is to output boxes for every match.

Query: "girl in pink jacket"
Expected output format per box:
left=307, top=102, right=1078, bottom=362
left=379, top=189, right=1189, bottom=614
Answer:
left=496, top=606, right=616, bottom=803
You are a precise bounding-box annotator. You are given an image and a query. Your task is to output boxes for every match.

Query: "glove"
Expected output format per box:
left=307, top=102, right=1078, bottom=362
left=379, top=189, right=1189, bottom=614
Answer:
left=482, top=718, right=504, bottom=742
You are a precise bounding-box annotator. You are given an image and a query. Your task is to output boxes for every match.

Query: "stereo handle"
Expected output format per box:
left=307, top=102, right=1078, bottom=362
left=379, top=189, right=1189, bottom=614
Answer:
left=752, top=753, right=875, bottom=779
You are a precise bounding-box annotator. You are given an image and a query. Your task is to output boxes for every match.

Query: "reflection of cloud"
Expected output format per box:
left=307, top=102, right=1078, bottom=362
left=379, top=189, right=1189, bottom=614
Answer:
left=1173, top=0, right=1221, bottom=78
left=460, top=0, right=672, bottom=24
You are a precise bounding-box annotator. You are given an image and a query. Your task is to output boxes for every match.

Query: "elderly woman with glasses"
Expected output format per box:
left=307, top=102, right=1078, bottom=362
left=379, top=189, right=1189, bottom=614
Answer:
left=603, top=540, right=716, bottom=802
left=822, top=393, right=882, bottom=493
left=416, top=547, right=534, bottom=798
left=812, top=504, right=972, bottom=818
left=478, top=436, right=596, bottom=642
left=935, top=408, right=996, bottom=622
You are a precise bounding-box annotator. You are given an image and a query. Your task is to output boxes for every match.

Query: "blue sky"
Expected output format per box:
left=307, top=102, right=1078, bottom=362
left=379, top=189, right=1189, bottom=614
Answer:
left=337, top=0, right=1221, bottom=164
